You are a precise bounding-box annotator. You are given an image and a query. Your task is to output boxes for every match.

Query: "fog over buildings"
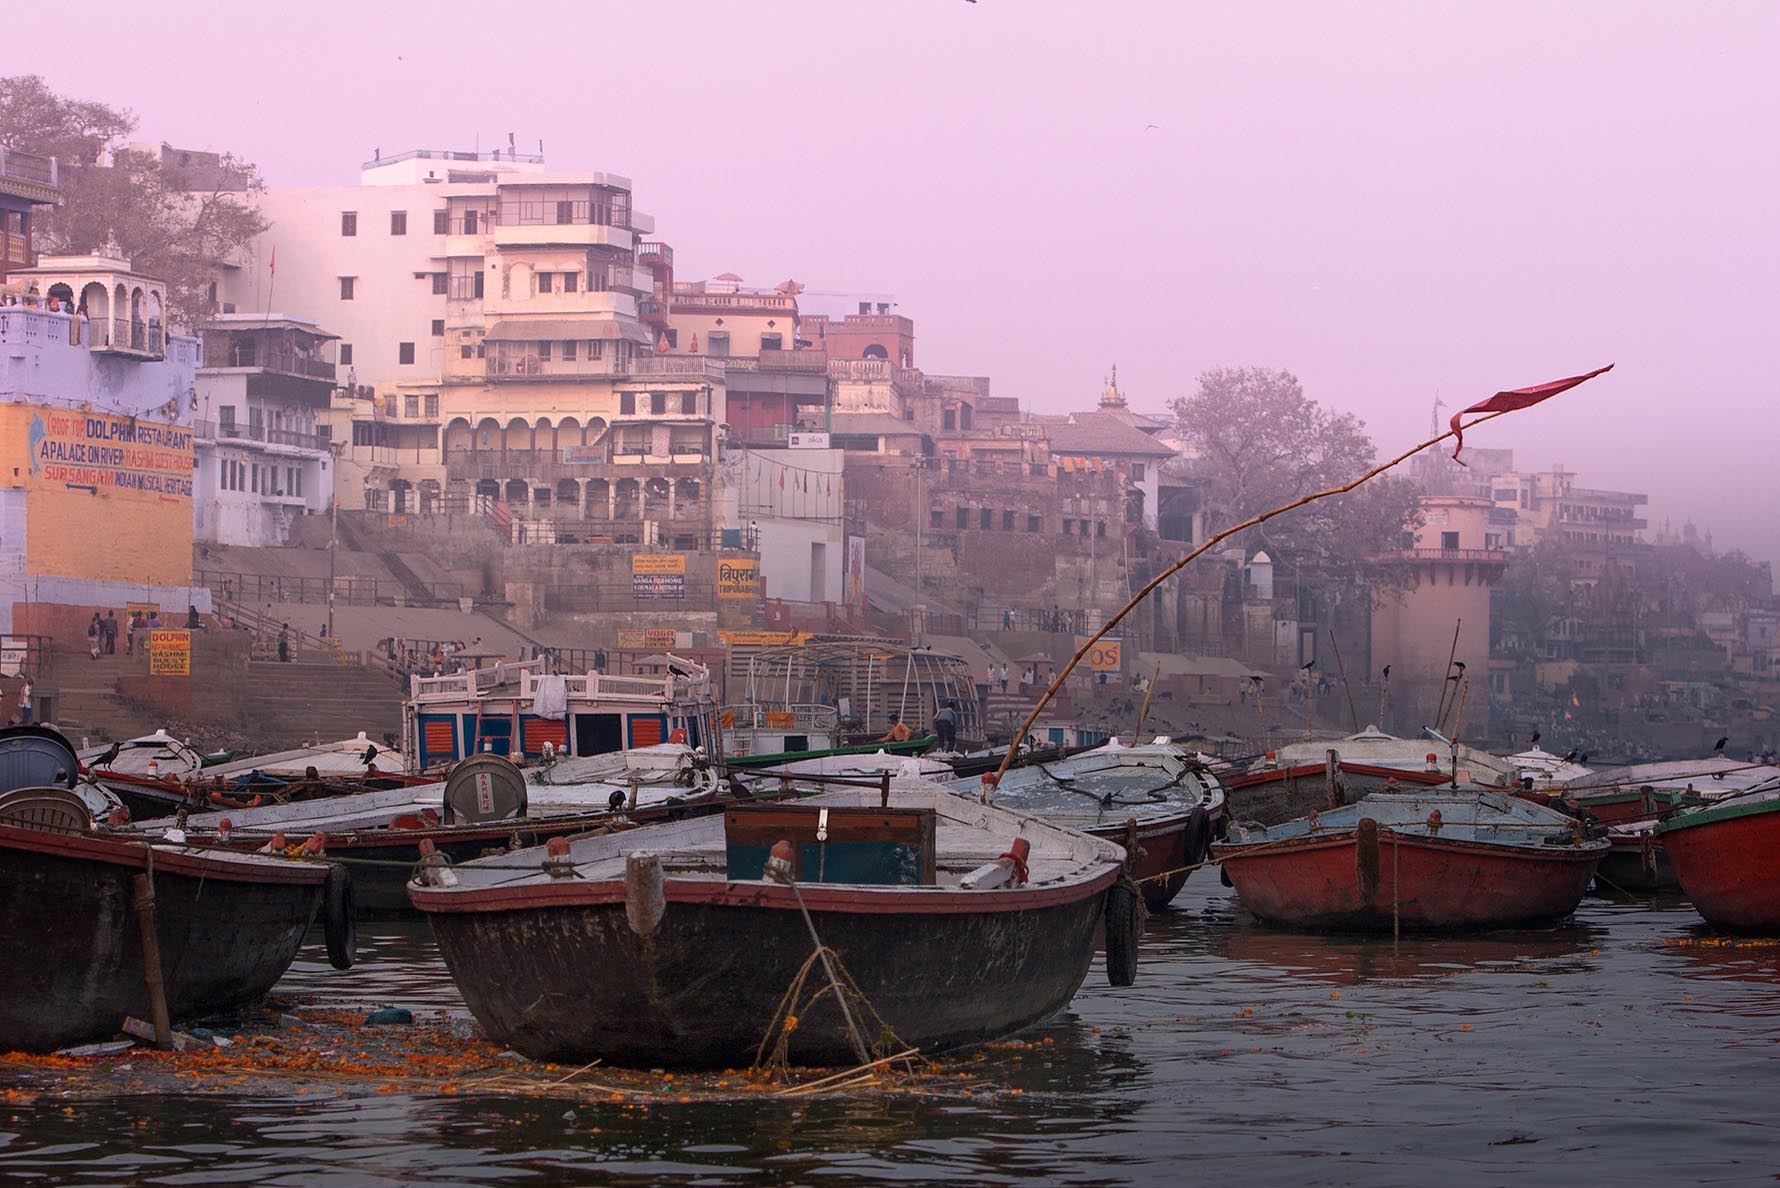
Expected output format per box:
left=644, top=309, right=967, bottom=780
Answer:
left=12, top=0, right=1777, bottom=569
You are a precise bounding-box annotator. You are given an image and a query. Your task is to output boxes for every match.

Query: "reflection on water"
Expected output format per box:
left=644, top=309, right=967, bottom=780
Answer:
left=7, top=881, right=1780, bottom=1185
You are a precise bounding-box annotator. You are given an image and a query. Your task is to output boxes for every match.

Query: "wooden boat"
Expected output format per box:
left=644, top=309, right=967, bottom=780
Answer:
left=1212, top=789, right=1608, bottom=931
left=0, top=726, right=346, bottom=1053
left=130, top=744, right=728, bottom=915
left=1655, top=783, right=1780, bottom=930
left=403, top=657, right=718, bottom=773
left=1562, top=757, right=1780, bottom=825
left=950, top=737, right=1223, bottom=910
left=1595, top=818, right=1676, bottom=891
left=408, top=778, right=1131, bottom=1068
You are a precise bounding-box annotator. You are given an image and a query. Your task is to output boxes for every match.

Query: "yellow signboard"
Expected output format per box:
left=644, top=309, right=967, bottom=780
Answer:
left=616, top=628, right=684, bottom=650
left=148, top=629, right=191, bottom=677
left=1074, top=636, right=1123, bottom=672
left=717, top=630, right=810, bottom=647
left=716, top=557, right=760, bottom=600
left=631, top=554, right=687, bottom=575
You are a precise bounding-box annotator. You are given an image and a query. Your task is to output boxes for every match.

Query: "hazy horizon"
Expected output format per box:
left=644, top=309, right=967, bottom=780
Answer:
left=13, top=0, right=1777, bottom=570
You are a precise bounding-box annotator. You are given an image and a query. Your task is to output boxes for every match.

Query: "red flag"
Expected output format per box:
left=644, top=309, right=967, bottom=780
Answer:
left=655, top=331, right=668, bottom=354
left=688, top=331, right=699, bottom=353
left=1450, top=364, right=1613, bottom=463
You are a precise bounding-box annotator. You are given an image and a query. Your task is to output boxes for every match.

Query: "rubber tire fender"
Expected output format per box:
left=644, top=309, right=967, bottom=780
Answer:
left=1184, top=805, right=1213, bottom=867
left=1104, top=879, right=1140, bottom=987
left=323, top=863, right=357, bottom=971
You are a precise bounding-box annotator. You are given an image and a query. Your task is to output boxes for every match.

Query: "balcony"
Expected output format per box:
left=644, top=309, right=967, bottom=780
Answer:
left=195, top=419, right=327, bottom=453
left=492, top=221, right=631, bottom=251
left=638, top=242, right=673, bottom=271
left=484, top=350, right=629, bottom=382
left=0, top=148, right=59, bottom=202
left=205, top=346, right=336, bottom=382
left=91, top=317, right=164, bottom=359
left=627, top=355, right=727, bottom=382
left=667, top=290, right=797, bottom=314
left=1403, top=547, right=1509, bottom=563
left=637, top=296, right=669, bottom=326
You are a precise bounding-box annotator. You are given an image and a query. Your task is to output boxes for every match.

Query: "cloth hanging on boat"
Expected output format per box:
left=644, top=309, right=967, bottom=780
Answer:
left=533, top=674, right=569, bottom=720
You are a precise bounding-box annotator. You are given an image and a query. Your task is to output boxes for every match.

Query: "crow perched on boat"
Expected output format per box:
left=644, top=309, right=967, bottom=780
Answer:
left=607, top=789, right=626, bottom=813
left=1564, top=750, right=1579, bottom=762
left=1382, top=665, right=1391, bottom=679
left=1714, top=736, right=1729, bottom=756
left=360, top=743, right=378, bottom=767
left=93, top=740, right=121, bottom=769
left=1531, top=730, right=1542, bottom=746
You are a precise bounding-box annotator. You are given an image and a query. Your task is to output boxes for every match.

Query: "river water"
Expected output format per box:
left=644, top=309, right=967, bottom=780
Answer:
left=4, top=878, right=1779, bottom=1187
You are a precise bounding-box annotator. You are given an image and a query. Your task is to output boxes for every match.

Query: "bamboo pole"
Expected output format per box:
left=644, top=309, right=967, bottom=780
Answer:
left=988, top=405, right=1547, bottom=791
left=1328, top=627, right=1360, bottom=734
left=1434, top=619, right=1462, bottom=732
left=130, top=856, right=173, bottom=1049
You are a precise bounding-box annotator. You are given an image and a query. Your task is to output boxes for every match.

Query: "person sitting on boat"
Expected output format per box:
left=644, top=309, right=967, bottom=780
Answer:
left=881, top=713, right=911, bottom=743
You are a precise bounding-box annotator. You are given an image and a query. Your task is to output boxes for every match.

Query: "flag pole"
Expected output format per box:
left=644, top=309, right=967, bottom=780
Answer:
left=984, top=380, right=1609, bottom=797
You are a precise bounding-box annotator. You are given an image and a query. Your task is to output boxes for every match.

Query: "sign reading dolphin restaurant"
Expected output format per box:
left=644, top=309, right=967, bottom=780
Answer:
left=30, top=410, right=194, bottom=497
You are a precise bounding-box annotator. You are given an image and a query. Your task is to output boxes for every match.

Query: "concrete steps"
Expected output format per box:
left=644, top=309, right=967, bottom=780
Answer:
left=241, top=661, right=404, bottom=742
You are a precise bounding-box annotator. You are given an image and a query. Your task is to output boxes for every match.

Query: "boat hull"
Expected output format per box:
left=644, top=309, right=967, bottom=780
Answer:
left=1087, top=810, right=1206, bottom=910
left=1214, top=829, right=1605, bottom=931
left=417, top=877, right=1112, bottom=1067
left=1659, top=798, right=1780, bottom=930
left=0, top=826, right=326, bottom=1051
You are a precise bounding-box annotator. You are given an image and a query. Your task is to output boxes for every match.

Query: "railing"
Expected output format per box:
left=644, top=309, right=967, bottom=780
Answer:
left=213, top=346, right=336, bottom=381
left=828, top=358, right=891, bottom=382
left=97, top=318, right=163, bottom=356
left=668, top=291, right=797, bottom=312
left=637, top=297, right=667, bottom=320
left=363, top=148, right=546, bottom=169
left=755, top=348, right=827, bottom=373
left=1403, top=547, right=1510, bottom=563
left=201, top=570, right=463, bottom=608
left=0, top=148, right=57, bottom=188
left=484, top=350, right=628, bottom=381
left=194, top=420, right=327, bottom=452
left=628, top=355, right=727, bottom=381
left=637, top=242, right=674, bottom=268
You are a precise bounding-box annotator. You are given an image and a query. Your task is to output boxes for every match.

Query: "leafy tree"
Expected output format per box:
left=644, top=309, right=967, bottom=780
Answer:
left=0, top=74, right=264, bottom=328
left=1169, top=366, right=1423, bottom=584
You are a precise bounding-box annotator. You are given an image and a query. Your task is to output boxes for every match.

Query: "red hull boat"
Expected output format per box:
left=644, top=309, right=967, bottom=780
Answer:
left=1213, top=790, right=1608, bottom=931
left=1656, top=789, right=1780, bottom=930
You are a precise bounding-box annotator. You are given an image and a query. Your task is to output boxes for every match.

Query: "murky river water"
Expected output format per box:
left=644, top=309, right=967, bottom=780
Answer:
left=4, top=879, right=1779, bottom=1187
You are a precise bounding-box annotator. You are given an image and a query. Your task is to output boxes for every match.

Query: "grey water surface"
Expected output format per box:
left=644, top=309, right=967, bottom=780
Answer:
left=2, top=881, right=1776, bottom=1187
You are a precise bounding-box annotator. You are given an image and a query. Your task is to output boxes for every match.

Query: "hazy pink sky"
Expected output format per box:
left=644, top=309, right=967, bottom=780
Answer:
left=15, top=1, right=1778, bottom=568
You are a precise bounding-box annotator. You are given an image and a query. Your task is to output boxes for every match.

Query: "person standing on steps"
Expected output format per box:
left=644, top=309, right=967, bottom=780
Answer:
left=277, top=623, right=291, bottom=662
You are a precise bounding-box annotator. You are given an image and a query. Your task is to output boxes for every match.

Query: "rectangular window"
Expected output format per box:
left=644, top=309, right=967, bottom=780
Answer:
left=431, top=319, right=445, bottom=337
left=620, top=392, right=637, bottom=415
left=1131, top=463, right=1145, bottom=482
left=1441, top=530, right=1461, bottom=550
left=431, top=273, right=448, bottom=295
left=537, top=341, right=552, bottom=361
left=339, top=344, right=353, bottom=365
left=404, top=395, right=419, bottom=418
left=424, top=394, right=439, bottom=418
left=218, top=406, right=235, bottom=430
left=931, top=509, right=944, bottom=529
left=460, top=345, right=473, bottom=359
left=680, top=391, right=698, bottom=414
left=760, top=333, right=782, bottom=352
left=1027, top=514, right=1042, bottom=532
left=956, top=507, right=970, bottom=530
left=707, top=331, right=729, bottom=357
left=251, top=464, right=259, bottom=493
left=585, top=340, right=603, bottom=358
left=390, top=210, right=407, bottom=235
left=294, top=469, right=302, bottom=497
left=562, top=272, right=578, bottom=292
left=462, top=209, right=477, bottom=234
left=339, top=276, right=355, bottom=300
left=474, top=270, right=484, bottom=299
left=433, top=209, right=449, bottom=235
left=398, top=342, right=415, bottom=364
left=556, top=200, right=575, bottom=224
left=341, top=211, right=357, bottom=236
left=1003, top=510, right=1015, bottom=531
left=980, top=507, right=993, bottom=530
left=650, top=392, right=667, bottom=415
left=562, top=341, right=577, bottom=361
left=537, top=272, right=553, bottom=294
